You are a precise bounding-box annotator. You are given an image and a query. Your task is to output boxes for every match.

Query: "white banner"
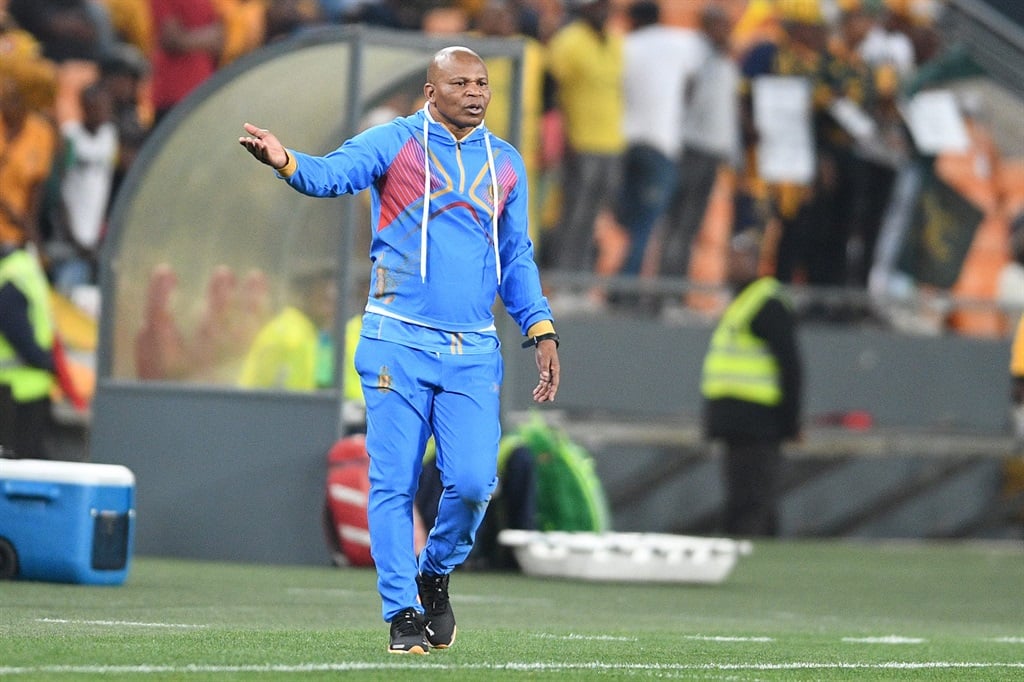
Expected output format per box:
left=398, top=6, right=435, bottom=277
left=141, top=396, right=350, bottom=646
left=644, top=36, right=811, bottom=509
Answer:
left=753, top=76, right=815, bottom=184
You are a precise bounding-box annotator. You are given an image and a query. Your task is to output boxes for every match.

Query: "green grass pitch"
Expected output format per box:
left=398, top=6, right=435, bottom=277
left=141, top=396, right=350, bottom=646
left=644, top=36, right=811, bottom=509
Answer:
left=1, top=539, right=1022, bottom=680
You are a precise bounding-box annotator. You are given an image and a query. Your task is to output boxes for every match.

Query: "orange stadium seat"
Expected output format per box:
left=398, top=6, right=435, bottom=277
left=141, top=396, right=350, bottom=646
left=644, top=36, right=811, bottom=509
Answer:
left=938, top=121, right=1011, bottom=337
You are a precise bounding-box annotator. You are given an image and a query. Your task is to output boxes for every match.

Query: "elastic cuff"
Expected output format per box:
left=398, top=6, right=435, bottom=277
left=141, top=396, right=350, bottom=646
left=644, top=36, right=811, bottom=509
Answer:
left=526, top=320, right=555, bottom=338
left=276, top=150, right=297, bottom=177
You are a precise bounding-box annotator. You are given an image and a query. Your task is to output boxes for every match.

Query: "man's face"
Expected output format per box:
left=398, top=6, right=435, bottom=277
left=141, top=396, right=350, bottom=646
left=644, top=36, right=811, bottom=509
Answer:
left=103, top=73, right=136, bottom=105
left=580, top=0, right=610, bottom=27
left=703, top=13, right=731, bottom=49
left=841, top=11, right=872, bottom=46
left=425, top=50, right=491, bottom=137
left=727, top=245, right=760, bottom=286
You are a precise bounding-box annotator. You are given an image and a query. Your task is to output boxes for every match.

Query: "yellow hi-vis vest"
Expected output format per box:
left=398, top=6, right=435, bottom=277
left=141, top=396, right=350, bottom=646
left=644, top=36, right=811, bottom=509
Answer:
left=0, top=249, right=55, bottom=402
left=701, top=277, right=783, bottom=406
left=238, top=307, right=321, bottom=391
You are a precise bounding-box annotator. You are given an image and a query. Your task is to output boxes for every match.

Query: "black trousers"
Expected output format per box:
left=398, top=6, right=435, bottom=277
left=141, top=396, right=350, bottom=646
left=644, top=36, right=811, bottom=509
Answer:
left=721, top=438, right=782, bottom=537
left=417, top=445, right=536, bottom=570
left=0, top=386, right=50, bottom=459
left=659, top=146, right=722, bottom=278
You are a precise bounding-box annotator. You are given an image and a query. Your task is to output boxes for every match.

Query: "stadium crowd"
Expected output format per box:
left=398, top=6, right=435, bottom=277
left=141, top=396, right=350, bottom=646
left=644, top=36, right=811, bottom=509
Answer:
left=1, top=0, right=1021, bottom=336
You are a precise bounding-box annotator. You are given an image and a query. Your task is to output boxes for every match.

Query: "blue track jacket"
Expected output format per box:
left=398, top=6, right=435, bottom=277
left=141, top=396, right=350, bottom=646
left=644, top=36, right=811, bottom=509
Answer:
left=280, top=106, right=551, bottom=336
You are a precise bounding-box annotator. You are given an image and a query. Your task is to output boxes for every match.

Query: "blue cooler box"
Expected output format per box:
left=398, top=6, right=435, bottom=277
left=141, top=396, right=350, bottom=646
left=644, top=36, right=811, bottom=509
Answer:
left=0, top=458, right=135, bottom=585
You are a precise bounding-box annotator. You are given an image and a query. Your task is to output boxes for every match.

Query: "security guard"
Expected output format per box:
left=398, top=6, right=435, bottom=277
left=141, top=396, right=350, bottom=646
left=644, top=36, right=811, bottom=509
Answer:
left=0, top=243, right=56, bottom=459
left=701, top=231, right=802, bottom=536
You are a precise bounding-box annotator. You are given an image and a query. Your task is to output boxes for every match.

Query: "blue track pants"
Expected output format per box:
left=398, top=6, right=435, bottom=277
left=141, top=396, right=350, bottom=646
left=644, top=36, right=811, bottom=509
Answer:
left=354, top=336, right=502, bottom=621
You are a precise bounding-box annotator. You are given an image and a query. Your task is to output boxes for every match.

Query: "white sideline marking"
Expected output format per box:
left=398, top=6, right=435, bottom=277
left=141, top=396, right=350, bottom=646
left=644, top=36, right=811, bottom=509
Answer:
left=36, top=619, right=206, bottom=629
left=285, top=587, right=360, bottom=598
left=534, top=633, right=638, bottom=642
left=991, top=637, right=1024, bottom=643
left=1, top=662, right=1024, bottom=675
left=842, top=636, right=925, bottom=644
left=454, top=593, right=551, bottom=606
left=684, top=635, right=775, bottom=642
left=283, top=589, right=551, bottom=608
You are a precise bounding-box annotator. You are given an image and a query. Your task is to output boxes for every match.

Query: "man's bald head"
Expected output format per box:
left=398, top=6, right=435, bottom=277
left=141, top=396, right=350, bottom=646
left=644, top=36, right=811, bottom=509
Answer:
left=427, top=46, right=485, bottom=84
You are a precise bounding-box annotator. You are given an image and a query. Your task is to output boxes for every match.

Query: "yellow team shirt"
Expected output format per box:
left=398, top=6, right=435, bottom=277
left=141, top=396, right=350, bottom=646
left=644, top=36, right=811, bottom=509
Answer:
left=0, top=24, right=43, bottom=63
left=97, top=0, right=155, bottom=54
left=547, top=20, right=625, bottom=154
left=0, top=112, right=57, bottom=245
left=213, top=0, right=268, bottom=66
left=0, top=26, right=58, bottom=113
left=1012, top=315, right=1024, bottom=378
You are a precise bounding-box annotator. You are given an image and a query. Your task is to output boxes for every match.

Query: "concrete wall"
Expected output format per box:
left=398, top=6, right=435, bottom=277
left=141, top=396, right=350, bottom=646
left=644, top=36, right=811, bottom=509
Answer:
left=91, top=384, right=340, bottom=565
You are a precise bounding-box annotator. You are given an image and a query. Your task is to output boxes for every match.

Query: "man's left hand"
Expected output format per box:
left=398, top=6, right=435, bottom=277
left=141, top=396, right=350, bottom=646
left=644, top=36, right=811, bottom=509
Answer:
left=531, top=340, right=559, bottom=403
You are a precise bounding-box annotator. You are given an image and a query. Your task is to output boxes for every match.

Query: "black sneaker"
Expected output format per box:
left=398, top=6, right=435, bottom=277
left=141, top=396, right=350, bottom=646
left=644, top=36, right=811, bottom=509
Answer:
left=388, top=608, right=429, bottom=655
left=416, top=572, right=456, bottom=648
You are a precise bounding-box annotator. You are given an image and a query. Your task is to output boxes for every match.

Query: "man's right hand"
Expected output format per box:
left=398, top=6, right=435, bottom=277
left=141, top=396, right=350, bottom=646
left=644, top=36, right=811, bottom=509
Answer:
left=239, top=122, right=289, bottom=169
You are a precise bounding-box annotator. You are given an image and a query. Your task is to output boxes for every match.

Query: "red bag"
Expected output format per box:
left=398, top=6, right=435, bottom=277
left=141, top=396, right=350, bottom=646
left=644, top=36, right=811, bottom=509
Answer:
left=323, top=435, right=374, bottom=567
left=322, top=435, right=428, bottom=567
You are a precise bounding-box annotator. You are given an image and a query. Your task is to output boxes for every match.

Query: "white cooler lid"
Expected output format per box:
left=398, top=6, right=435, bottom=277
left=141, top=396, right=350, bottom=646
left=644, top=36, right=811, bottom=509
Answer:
left=0, top=458, right=135, bottom=486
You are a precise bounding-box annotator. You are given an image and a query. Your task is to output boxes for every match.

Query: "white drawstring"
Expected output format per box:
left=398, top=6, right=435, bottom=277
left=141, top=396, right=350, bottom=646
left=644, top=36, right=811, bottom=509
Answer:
left=421, top=112, right=431, bottom=283
left=483, top=132, right=501, bottom=285
left=419, top=106, right=501, bottom=285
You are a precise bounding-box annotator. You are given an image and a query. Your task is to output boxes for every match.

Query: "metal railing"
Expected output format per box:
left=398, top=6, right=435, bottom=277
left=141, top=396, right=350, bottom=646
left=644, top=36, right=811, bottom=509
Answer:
left=938, top=0, right=1024, bottom=99
left=539, top=269, right=1023, bottom=338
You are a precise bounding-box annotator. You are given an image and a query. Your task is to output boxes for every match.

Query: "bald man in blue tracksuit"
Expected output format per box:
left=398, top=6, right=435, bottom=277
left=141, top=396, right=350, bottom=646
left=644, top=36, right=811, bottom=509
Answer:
left=240, top=46, right=561, bottom=654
